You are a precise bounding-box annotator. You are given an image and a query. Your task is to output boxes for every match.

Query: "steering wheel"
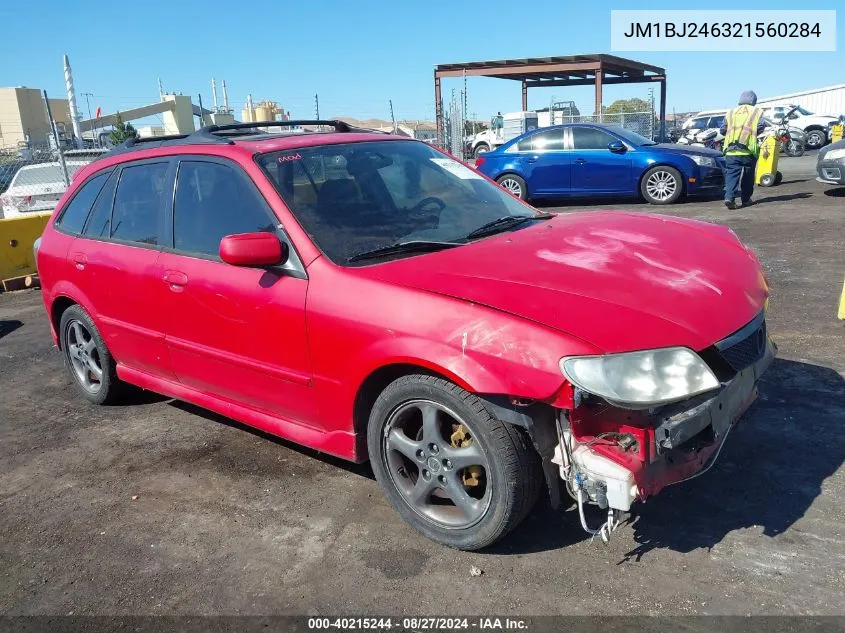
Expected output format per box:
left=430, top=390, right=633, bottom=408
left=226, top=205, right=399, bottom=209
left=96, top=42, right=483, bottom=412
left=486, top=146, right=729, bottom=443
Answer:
left=409, top=196, right=446, bottom=215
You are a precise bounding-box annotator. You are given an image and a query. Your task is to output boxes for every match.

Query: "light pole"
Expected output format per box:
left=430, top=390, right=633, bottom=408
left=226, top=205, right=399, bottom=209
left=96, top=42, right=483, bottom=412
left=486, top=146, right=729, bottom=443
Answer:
left=82, top=92, right=96, bottom=146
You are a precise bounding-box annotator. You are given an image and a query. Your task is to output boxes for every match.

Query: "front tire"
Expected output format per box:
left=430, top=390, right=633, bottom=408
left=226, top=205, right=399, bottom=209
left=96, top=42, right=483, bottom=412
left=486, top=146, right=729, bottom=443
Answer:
left=496, top=174, right=528, bottom=200
left=641, top=166, right=683, bottom=205
left=59, top=305, right=122, bottom=405
left=367, top=375, right=542, bottom=550
left=759, top=173, right=775, bottom=187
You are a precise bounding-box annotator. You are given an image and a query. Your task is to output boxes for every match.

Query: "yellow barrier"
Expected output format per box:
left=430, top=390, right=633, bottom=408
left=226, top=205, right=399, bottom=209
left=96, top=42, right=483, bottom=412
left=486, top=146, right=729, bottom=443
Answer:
left=832, top=123, right=844, bottom=144
left=0, top=212, right=51, bottom=283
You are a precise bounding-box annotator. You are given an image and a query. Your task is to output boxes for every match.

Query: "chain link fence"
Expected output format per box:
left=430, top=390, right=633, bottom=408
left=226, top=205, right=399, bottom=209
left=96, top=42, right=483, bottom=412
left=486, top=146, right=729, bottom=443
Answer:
left=434, top=104, right=661, bottom=162
left=1, top=92, right=107, bottom=219
left=547, top=111, right=656, bottom=139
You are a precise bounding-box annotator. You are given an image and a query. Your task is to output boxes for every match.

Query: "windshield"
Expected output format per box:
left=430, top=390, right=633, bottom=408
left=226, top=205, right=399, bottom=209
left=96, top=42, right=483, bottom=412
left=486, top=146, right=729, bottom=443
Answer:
left=605, top=125, right=657, bottom=146
left=796, top=106, right=813, bottom=116
left=257, top=141, right=535, bottom=265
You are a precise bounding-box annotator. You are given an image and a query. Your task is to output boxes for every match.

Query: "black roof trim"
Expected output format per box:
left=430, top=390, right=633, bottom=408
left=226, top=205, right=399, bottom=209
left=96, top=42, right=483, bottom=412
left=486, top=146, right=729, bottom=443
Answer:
left=103, top=120, right=391, bottom=157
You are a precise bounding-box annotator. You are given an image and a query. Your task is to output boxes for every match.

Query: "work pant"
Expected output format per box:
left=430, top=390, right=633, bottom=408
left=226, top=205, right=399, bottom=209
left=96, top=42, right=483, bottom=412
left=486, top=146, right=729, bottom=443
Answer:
left=724, top=154, right=756, bottom=205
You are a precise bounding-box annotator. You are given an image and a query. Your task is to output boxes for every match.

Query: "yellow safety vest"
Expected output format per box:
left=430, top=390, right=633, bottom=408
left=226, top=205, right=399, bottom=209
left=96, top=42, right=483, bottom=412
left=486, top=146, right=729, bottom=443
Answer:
left=724, top=105, right=763, bottom=157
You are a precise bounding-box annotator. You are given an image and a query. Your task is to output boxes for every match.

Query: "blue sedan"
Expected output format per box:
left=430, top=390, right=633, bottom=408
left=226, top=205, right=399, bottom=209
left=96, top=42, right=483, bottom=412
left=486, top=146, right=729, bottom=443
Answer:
left=475, top=124, right=725, bottom=205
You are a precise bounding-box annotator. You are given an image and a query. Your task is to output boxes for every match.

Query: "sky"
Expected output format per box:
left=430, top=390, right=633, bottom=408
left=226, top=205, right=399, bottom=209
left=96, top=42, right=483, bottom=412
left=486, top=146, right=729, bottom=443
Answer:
left=1, top=0, right=842, bottom=127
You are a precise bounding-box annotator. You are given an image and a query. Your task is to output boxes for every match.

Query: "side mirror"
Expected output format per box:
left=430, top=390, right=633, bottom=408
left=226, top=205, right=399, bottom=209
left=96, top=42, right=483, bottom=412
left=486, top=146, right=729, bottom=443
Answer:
left=608, top=140, right=626, bottom=153
left=219, top=232, right=288, bottom=267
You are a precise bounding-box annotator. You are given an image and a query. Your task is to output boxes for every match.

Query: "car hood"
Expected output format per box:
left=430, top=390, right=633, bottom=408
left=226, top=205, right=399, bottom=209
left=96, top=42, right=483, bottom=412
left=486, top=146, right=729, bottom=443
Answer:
left=650, top=143, right=723, bottom=158
left=356, top=213, right=768, bottom=353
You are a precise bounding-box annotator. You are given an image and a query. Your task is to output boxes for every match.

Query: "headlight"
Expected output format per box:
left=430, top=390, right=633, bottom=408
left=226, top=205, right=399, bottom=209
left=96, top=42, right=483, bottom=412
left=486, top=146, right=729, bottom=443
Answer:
left=824, top=148, right=845, bottom=161
left=688, top=155, right=716, bottom=167
left=560, top=347, right=720, bottom=409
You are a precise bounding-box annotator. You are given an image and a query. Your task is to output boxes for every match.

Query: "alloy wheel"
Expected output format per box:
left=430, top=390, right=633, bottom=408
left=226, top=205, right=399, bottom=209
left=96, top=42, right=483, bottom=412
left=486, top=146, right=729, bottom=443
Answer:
left=499, top=177, right=522, bottom=198
left=65, top=319, right=103, bottom=394
left=382, top=399, right=491, bottom=529
left=645, top=169, right=678, bottom=202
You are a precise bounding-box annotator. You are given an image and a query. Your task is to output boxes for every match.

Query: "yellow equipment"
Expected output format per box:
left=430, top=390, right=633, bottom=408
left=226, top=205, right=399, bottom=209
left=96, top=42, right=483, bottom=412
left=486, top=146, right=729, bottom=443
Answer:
left=839, top=277, right=845, bottom=320
left=0, top=212, right=50, bottom=289
left=755, top=135, right=782, bottom=187
left=832, top=123, right=844, bottom=144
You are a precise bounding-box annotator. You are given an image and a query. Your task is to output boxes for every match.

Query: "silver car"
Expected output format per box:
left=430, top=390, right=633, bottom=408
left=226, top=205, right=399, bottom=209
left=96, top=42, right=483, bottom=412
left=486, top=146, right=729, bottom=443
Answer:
left=0, top=161, right=89, bottom=219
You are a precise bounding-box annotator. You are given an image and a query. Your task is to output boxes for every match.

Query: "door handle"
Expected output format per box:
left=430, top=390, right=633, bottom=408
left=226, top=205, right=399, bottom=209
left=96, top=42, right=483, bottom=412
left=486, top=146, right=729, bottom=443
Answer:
left=163, top=270, right=188, bottom=291
left=71, top=252, right=87, bottom=270
left=527, top=155, right=539, bottom=163
left=574, top=158, right=587, bottom=165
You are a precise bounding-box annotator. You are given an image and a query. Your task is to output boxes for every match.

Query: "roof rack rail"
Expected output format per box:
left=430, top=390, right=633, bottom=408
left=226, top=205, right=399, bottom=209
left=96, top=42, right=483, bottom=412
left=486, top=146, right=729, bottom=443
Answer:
left=200, top=120, right=353, bottom=134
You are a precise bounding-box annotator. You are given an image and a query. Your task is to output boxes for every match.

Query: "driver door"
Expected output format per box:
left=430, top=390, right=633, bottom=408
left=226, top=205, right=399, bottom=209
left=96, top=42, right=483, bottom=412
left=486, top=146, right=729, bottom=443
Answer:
left=567, top=127, right=634, bottom=195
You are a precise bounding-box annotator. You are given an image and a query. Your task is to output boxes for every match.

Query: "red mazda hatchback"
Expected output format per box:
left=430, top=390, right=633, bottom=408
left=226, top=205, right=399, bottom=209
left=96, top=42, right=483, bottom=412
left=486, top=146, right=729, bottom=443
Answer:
left=36, top=121, right=774, bottom=550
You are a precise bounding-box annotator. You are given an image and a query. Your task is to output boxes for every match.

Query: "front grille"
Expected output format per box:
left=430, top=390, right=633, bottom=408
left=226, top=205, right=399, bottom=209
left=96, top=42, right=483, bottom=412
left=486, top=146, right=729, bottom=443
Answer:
left=715, top=316, right=767, bottom=372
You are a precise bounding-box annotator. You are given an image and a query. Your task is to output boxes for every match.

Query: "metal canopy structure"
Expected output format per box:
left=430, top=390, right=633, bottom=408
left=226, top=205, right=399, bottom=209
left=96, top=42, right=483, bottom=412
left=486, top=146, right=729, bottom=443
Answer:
left=434, top=54, right=667, bottom=141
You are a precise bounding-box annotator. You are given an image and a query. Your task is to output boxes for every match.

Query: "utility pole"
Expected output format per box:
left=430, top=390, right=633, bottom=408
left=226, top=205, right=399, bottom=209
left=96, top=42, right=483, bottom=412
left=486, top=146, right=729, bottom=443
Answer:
left=81, top=91, right=96, bottom=146
left=389, top=99, right=396, bottom=133
left=315, top=94, right=320, bottom=119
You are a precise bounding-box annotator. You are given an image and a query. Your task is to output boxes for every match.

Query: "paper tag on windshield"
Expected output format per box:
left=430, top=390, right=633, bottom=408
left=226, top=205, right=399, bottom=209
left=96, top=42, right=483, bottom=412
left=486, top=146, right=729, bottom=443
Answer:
left=430, top=158, right=483, bottom=180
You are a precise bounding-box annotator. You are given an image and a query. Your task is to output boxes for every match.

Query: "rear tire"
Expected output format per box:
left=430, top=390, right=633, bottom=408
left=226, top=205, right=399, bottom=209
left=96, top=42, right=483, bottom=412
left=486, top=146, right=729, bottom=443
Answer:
left=367, top=375, right=542, bottom=550
left=759, top=173, right=775, bottom=187
left=59, top=305, right=123, bottom=405
left=496, top=174, right=528, bottom=200
left=640, top=166, right=683, bottom=205
left=805, top=129, right=826, bottom=150
left=785, top=140, right=804, bottom=157
left=473, top=143, right=490, bottom=159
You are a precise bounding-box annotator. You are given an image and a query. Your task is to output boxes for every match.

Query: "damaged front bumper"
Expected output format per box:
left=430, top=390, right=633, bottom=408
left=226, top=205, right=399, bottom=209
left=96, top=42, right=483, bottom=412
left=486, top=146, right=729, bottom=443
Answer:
left=553, top=336, right=776, bottom=516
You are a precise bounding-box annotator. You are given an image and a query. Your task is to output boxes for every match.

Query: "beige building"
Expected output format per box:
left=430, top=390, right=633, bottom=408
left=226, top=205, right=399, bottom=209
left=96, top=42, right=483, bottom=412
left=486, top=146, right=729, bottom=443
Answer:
left=0, top=87, right=72, bottom=150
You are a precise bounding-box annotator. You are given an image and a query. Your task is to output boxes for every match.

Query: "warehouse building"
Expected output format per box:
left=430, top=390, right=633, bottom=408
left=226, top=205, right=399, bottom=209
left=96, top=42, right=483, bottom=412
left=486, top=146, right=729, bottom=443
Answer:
left=0, top=87, right=72, bottom=151
left=757, top=84, right=845, bottom=117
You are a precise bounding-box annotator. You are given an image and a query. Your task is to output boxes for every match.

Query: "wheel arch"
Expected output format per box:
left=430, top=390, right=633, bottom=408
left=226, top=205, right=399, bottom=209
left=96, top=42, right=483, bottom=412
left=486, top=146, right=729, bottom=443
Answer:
left=352, top=362, right=469, bottom=460
left=638, top=162, right=688, bottom=197
left=50, top=295, right=78, bottom=350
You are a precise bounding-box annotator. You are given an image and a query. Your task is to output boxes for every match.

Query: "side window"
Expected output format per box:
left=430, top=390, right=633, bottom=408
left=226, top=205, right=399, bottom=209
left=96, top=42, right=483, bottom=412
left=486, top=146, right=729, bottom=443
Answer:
left=173, top=161, right=277, bottom=258
left=110, top=162, right=169, bottom=245
left=55, top=171, right=110, bottom=234
left=709, top=115, right=726, bottom=129
left=516, top=137, right=532, bottom=151
left=529, top=129, right=564, bottom=151
left=571, top=127, right=617, bottom=150
left=82, top=170, right=118, bottom=238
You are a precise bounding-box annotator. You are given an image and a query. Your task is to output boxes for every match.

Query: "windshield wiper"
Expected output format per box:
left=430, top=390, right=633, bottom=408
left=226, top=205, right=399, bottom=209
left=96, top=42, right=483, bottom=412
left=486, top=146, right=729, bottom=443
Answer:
left=346, top=240, right=460, bottom=263
left=464, top=214, right=553, bottom=240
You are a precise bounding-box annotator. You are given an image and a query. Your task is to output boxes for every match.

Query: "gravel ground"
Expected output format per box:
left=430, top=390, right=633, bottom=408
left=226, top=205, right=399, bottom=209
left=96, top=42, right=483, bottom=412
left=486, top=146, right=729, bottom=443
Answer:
left=1, top=168, right=843, bottom=617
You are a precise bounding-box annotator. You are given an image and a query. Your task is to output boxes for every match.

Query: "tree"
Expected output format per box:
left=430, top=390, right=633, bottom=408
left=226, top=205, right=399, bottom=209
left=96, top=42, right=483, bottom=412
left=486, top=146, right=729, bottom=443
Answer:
left=108, top=113, right=137, bottom=146
left=464, top=120, right=488, bottom=136
left=603, top=98, right=652, bottom=114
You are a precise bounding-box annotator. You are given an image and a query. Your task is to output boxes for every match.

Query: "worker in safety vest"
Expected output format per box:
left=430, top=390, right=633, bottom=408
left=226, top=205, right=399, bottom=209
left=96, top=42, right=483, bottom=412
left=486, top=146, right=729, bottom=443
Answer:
left=718, top=90, right=767, bottom=210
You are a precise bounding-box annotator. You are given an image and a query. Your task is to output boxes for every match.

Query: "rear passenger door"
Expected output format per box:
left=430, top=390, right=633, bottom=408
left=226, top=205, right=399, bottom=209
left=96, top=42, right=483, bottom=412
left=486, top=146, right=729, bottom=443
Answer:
left=70, top=158, right=176, bottom=379
left=156, top=157, right=316, bottom=426
left=517, top=129, right=570, bottom=196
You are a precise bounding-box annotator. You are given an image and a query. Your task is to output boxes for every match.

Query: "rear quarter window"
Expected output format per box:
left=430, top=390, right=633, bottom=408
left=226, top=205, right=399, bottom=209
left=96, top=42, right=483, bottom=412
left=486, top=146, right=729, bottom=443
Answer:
left=55, top=171, right=111, bottom=234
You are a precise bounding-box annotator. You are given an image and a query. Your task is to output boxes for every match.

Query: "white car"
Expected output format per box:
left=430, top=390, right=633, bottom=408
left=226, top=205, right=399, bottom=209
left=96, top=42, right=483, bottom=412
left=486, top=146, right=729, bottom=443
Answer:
left=760, top=104, right=838, bottom=150
left=0, top=161, right=89, bottom=219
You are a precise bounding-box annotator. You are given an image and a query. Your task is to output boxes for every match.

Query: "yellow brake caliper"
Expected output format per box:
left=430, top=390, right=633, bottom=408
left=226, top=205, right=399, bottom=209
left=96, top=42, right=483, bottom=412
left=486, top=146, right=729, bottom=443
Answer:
left=450, top=424, right=483, bottom=487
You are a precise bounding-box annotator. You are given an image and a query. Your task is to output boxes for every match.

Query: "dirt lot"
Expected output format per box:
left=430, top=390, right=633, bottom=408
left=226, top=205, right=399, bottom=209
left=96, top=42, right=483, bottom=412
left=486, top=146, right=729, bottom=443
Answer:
left=1, top=169, right=843, bottom=617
